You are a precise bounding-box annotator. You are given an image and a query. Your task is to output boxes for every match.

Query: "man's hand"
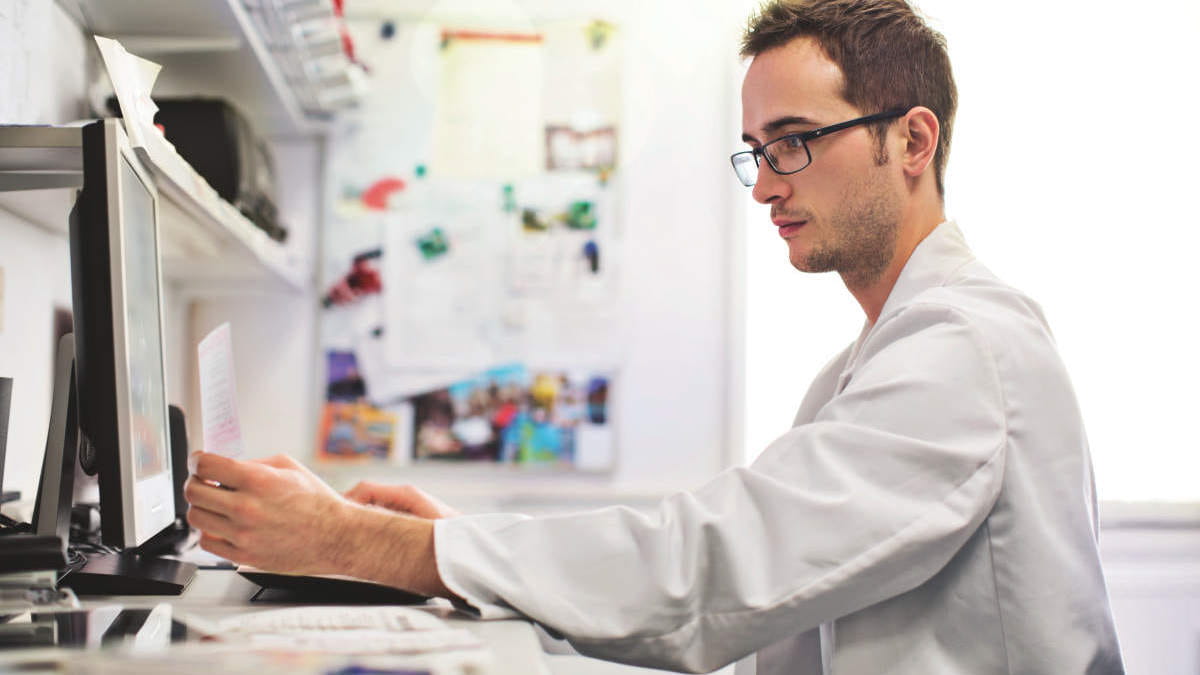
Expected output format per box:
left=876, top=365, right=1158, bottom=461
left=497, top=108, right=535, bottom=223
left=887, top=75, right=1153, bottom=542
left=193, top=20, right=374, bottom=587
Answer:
left=344, top=482, right=460, bottom=519
left=184, top=452, right=351, bottom=575
left=184, top=452, right=454, bottom=598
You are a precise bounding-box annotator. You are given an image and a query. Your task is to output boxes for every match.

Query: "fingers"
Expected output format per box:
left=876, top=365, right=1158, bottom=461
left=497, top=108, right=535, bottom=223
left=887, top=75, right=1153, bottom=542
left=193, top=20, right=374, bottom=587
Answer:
left=344, top=481, right=383, bottom=505
left=387, top=485, right=428, bottom=514
left=389, top=485, right=451, bottom=519
left=193, top=452, right=256, bottom=490
left=197, top=532, right=243, bottom=564
left=342, top=482, right=454, bottom=519
left=186, top=504, right=238, bottom=542
left=183, top=476, right=238, bottom=514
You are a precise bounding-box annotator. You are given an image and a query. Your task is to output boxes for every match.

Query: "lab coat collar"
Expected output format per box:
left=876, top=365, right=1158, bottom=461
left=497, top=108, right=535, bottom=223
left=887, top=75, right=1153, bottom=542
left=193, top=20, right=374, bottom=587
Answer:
left=838, top=221, right=971, bottom=391
left=876, top=220, right=972, bottom=328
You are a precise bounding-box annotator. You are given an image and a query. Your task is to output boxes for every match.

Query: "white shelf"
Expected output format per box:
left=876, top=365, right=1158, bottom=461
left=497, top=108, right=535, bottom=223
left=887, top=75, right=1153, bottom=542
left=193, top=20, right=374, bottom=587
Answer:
left=134, top=128, right=311, bottom=293
left=64, top=0, right=331, bottom=138
left=0, top=126, right=84, bottom=235
left=0, top=124, right=310, bottom=293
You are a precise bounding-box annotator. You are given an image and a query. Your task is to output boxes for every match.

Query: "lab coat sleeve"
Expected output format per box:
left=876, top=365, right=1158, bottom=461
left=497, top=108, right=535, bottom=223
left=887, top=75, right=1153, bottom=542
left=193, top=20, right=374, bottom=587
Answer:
left=434, top=303, right=1007, bottom=673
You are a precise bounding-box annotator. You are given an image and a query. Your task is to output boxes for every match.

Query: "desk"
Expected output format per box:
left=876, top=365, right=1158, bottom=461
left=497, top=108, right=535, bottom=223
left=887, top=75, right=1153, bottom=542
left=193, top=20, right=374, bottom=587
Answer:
left=1, top=569, right=552, bottom=674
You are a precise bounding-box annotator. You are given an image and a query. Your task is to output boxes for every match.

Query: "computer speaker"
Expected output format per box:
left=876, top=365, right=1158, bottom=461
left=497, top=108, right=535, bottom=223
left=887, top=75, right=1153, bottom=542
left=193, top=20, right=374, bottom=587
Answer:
left=168, top=405, right=188, bottom=520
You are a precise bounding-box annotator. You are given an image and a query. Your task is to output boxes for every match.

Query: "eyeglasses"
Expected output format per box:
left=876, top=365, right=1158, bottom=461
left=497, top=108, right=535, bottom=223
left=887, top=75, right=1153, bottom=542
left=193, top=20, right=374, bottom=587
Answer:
left=730, top=109, right=908, bottom=187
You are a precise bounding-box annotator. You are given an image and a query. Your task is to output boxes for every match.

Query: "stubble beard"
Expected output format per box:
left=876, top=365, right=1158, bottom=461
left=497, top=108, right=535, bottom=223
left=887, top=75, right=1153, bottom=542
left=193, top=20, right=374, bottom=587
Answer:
left=792, top=154, right=902, bottom=290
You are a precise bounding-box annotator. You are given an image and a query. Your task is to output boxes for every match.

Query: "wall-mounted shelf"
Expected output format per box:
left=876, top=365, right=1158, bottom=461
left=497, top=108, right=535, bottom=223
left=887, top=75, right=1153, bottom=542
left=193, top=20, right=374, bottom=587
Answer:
left=60, top=0, right=357, bottom=138
left=0, top=124, right=310, bottom=294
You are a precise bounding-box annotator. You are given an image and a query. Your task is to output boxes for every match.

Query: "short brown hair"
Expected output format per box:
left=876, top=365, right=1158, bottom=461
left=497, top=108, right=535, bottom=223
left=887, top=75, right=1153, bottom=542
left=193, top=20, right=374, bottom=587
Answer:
left=742, top=0, right=956, bottom=195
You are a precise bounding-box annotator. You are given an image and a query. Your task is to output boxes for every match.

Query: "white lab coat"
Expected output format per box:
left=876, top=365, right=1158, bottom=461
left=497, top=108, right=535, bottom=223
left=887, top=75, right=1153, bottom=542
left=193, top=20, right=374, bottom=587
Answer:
left=434, top=222, right=1124, bottom=674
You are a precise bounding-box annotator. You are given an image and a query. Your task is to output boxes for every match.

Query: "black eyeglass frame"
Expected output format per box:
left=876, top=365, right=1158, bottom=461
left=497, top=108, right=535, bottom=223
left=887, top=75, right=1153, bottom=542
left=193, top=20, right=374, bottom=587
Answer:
left=730, top=109, right=909, bottom=186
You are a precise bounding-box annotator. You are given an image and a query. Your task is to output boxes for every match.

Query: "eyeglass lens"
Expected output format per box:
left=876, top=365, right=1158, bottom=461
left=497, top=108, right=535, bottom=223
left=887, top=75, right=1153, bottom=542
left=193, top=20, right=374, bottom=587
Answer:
left=765, top=137, right=811, bottom=175
left=731, top=136, right=813, bottom=187
left=732, top=153, right=758, bottom=186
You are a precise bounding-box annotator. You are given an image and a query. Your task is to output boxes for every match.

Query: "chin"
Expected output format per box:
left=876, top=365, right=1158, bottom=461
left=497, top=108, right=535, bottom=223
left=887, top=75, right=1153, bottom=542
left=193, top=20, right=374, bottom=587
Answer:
left=789, top=255, right=815, bottom=273
left=787, top=244, right=814, bottom=273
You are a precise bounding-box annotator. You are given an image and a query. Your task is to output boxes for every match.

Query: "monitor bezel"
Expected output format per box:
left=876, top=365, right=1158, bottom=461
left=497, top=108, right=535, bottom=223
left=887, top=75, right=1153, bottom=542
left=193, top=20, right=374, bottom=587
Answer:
left=75, top=119, right=175, bottom=548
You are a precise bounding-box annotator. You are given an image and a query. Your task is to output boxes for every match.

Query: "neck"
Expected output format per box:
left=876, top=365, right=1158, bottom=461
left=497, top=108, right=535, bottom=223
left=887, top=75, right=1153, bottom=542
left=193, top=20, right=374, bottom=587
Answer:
left=844, top=199, right=945, bottom=324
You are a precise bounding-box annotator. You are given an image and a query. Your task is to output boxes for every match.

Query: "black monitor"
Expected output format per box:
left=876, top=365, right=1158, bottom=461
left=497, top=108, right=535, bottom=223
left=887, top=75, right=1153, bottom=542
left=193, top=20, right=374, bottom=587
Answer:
left=32, top=335, right=79, bottom=542
left=60, top=119, right=194, bottom=594
left=0, top=376, right=11, bottom=503
left=71, top=119, right=175, bottom=548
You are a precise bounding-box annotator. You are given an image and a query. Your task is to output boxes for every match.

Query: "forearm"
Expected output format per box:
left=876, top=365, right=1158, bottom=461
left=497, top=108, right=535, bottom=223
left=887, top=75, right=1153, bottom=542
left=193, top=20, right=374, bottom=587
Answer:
left=330, top=502, right=454, bottom=598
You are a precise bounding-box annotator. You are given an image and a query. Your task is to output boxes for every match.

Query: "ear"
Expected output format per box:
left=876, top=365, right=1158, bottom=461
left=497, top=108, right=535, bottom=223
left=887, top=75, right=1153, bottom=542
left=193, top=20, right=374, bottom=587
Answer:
left=899, top=106, right=939, bottom=181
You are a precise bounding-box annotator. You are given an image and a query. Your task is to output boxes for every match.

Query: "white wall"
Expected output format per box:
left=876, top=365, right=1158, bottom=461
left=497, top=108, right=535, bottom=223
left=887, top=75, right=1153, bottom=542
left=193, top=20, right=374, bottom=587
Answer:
left=1100, top=517, right=1200, bottom=675
left=609, top=0, right=747, bottom=486
left=0, top=0, right=90, bottom=503
left=923, top=0, right=1200, bottom=503
left=185, top=139, right=323, bottom=462
left=0, top=210, right=75, bottom=502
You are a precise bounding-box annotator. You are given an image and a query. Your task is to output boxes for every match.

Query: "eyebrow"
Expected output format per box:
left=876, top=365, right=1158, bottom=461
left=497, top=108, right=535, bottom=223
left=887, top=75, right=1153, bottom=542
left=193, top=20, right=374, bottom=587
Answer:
left=741, top=115, right=820, bottom=144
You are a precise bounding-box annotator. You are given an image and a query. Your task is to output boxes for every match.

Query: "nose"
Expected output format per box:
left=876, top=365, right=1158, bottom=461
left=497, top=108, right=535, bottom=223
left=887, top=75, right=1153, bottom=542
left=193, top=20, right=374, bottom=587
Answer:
left=751, top=159, right=790, bottom=205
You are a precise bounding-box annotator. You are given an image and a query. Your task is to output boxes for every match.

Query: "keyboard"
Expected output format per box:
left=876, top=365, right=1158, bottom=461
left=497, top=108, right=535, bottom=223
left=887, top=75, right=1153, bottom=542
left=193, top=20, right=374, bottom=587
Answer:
left=213, top=605, right=485, bottom=655
left=244, top=628, right=484, bottom=654
left=218, top=605, right=446, bottom=633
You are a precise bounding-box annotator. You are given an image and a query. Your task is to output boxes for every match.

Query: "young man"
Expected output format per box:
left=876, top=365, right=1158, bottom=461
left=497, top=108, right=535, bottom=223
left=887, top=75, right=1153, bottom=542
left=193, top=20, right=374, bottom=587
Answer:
left=186, top=1, right=1125, bottom=672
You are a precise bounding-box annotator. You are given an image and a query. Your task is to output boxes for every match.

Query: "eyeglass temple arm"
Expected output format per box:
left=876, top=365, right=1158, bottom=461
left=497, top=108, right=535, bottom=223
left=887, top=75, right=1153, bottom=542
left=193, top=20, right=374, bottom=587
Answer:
left=805, top=109, right=909, bottom=140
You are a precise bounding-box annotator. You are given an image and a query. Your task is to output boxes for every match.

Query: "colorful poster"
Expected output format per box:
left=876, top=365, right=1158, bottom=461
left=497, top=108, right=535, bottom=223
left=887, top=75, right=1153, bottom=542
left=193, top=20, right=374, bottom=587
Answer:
left=316, top=402, right=397, bottom=461
left=409, top=364, right=612, bottom=469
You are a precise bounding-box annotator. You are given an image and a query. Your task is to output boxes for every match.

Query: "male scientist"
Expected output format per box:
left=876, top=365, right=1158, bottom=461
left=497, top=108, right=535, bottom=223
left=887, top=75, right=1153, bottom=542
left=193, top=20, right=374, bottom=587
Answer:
left=185, top=0, right=1125, bottom=672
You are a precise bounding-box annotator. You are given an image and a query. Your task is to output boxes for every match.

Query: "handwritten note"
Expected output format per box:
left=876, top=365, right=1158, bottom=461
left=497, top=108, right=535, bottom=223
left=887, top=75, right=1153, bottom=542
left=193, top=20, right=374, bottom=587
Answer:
left=198, top=323, right=243, bottom=458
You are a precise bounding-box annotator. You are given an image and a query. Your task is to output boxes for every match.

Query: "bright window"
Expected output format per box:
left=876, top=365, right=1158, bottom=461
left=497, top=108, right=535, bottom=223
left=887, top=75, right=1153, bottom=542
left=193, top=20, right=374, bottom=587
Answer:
left=743, top=0, right=1200, bottom=502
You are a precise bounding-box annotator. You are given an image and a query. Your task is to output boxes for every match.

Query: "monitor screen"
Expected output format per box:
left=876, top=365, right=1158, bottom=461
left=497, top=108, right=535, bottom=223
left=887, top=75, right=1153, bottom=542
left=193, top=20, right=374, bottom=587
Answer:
left=118, top=158, right=170, bottom=486
left=71, top=119, right=176, bottom=549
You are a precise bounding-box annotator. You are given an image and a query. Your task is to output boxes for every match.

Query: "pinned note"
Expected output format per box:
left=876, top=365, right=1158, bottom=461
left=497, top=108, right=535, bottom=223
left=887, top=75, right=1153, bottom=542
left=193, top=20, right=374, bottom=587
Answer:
left=198, top=323, right=244, bottom=458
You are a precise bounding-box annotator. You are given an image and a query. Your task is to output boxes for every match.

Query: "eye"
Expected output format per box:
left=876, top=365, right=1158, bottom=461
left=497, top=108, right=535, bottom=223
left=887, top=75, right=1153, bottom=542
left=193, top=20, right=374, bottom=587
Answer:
left=781, top=135, right=805, bottom=149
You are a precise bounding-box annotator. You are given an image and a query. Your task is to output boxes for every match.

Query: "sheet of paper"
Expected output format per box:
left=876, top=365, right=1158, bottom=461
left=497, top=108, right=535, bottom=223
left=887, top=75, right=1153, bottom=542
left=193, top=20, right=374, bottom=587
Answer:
left=93, top=36, right=162, bottom=149
left=93, top=36, right=201, bottom=196
left=197, top=323, right=244, bottom=458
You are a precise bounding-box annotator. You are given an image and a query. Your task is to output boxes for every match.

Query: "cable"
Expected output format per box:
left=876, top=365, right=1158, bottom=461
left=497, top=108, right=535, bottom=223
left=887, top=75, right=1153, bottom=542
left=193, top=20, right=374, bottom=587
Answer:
left=0, top=512, right=30, bottom=533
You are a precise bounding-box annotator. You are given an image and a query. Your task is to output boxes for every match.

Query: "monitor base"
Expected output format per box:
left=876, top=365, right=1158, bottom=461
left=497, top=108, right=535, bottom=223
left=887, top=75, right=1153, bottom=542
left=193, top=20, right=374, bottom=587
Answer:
left=60, top=551, right=196, bottom=596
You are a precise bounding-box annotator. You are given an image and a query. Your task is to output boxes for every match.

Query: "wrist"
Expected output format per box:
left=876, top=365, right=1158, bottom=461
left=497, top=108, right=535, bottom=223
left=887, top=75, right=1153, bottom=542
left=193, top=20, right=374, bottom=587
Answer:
left=321, top=498, right=366, bottom=576
left=329, top=501, right=451, bottom=598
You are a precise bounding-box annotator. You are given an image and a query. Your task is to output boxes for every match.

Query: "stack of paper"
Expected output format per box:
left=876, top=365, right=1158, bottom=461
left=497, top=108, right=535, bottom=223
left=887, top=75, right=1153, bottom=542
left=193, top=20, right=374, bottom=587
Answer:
left=0, top=569, right=78, bottom=612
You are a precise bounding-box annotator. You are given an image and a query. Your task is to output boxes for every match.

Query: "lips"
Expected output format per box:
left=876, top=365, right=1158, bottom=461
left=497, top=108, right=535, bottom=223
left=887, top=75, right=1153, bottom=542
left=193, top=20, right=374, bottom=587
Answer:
left=774, top=219, right=807, bottom=238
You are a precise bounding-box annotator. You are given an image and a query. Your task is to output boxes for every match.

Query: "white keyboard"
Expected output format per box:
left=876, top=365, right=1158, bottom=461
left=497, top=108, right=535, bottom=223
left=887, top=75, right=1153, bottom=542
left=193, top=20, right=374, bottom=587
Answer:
left=246, top=628, right=484, bottom=654
left=217, top=605, right=449, bottom=634
left=212, top=606, right=485, bottom=656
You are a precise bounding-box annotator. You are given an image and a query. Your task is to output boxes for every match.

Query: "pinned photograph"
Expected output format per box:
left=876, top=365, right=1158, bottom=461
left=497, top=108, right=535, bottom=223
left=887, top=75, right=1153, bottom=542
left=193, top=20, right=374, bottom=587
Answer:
left=409, top=364, right=613, bottom=469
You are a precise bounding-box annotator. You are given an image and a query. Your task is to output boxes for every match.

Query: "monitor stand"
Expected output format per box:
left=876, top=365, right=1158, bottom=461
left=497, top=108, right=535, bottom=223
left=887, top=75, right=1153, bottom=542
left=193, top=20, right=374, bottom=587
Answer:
left=37, top=334, right=197, bottom=596
left=61, top=551, right=195, bottom=596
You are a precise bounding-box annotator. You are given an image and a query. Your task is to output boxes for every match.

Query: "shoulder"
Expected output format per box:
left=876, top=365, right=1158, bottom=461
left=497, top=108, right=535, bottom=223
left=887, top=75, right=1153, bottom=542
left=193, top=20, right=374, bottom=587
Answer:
left=861, top=265, right=1063, bottom=406
left=884, top=261, right=1054, bottom=351
left=859, top=300, right=999, bottom=387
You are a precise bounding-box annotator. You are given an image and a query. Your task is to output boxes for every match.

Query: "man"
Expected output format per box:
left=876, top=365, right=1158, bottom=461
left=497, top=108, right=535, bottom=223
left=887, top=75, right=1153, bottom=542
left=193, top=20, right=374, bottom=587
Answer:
left=186, top=0, right=1125, bottom=672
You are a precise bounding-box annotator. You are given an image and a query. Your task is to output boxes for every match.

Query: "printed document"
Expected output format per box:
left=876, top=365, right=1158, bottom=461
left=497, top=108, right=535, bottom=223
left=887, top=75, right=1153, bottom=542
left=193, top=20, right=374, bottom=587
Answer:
left=197, top=323, right=243, bottom=458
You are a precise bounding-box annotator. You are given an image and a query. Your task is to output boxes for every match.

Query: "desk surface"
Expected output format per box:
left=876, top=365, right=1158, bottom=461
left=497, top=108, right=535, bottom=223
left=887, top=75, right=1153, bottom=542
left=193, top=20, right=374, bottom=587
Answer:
left=1, top=569, right=551, bottom=675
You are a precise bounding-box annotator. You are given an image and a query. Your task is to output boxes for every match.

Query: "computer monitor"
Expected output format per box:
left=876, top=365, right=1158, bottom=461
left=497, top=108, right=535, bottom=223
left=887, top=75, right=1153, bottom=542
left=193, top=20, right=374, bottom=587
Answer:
left=70, top=119, right=176, bottom=549
left=0, top=376, right=12, bottom=502
left=32, top=335, right=79, bottom=542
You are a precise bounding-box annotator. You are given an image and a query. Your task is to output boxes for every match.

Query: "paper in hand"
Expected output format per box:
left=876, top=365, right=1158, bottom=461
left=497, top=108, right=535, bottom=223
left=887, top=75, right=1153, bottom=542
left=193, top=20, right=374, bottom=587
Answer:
left=198, top=323, right=244, bottom=458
